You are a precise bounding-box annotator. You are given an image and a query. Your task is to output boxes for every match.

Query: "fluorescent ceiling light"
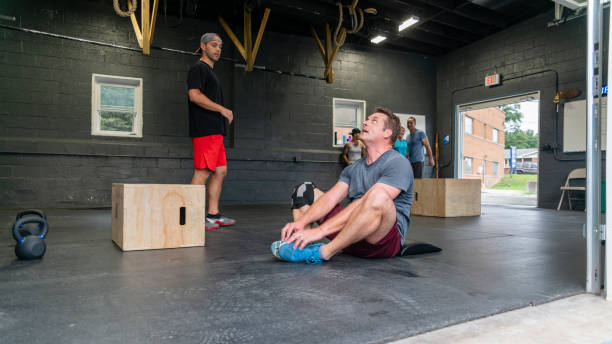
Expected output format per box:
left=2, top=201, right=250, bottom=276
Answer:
left=398, top=16, right=419, bottom=31
left=370, top=35, right=387, bottom=44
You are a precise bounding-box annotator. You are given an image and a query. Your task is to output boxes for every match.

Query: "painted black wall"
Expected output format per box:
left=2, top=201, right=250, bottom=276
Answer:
left=436, top=11, right=587, bottom=209
left=0, top=0, right=436, bottom=208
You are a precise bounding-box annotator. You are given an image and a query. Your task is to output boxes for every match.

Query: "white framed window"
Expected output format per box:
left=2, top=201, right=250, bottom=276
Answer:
left=91, top=74, right=143, bottom=137
left=464, top=157, right=472, bottom=174
left=465, top=116, right=473, bottom=135
left=333, top=98, right=366, bottom=147
left=492, top=162, right=499, bottom=176
left=492, top=128, right=499, bottom=143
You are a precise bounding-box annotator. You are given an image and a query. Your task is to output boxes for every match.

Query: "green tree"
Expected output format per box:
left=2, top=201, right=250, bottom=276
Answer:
left=499, top=103, right=522, bottom=132
left=505, top=129, right=538, bottom=148
left=498, top=103, right=537, bottom=148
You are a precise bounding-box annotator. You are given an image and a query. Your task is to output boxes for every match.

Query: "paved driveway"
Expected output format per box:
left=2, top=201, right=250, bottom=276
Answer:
left=482, top=189, right=537, bottom=206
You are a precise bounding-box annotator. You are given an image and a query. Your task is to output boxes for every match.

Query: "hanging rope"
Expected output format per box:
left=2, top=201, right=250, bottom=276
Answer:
left=113, top=0, right=138, bottom=17
left=334, top=2, right=346, bottom=46
left=345, top=7, right=364, bottom=34
left=333, top=0, right=364, bottom=46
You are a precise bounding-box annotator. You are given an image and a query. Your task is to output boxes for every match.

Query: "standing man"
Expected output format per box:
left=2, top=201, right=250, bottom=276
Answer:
left=188, top=33, right=235, bottom=230
left=270, top=107, right=413, bottom=264
left=406, top=116, right=434, bottom=178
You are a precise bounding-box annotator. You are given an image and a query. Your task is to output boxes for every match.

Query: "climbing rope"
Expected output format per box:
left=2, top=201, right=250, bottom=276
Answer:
left=113, top=0, right=138, bottom=17
left=334, top=2, right=347, bottom=46
left=333, top=0, right=364, bottom=46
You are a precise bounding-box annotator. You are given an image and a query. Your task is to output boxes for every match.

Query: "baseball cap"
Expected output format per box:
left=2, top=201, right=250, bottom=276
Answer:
left=200, top=33, right=222, bottom=45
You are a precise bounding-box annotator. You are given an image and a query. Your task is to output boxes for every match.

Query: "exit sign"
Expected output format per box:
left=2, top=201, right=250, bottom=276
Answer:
left=485, top=74, right=501, bottom=87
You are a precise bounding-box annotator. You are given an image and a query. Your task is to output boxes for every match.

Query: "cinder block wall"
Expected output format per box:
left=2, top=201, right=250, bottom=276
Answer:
left=436, top=11, right=587, bottom=209
left=0, top=0, right=436, bottom=208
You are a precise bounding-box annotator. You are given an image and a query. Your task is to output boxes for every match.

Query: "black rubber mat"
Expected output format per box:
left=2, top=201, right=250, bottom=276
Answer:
left=0, top=205, right=586, bottom=344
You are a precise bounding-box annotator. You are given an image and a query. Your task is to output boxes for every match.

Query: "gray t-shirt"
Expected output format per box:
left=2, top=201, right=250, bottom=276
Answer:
left=407, top=129, right=426, bottom=163
left=338, top=149, right=414, bottom=243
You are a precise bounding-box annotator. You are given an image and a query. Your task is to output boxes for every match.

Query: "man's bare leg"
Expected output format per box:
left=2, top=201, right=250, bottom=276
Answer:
left=206, top=165, right=227, bottom=215
left=319, top=188, right=397, bottom=260
left=191, top=168, right=210, bottom=186
left=292, top=188, right=324, bottom=229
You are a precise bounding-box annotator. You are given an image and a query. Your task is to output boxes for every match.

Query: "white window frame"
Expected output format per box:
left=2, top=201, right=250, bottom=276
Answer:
left=464, top=157, right=473, bottom=174
left=332, top=98, right=366, bottom=147
left=91, top=73, right=143, bottom=138
left=492, top=161, right=499, bottom=176
left=492, top=128, right=499, bottom=143
left=465, top=116, right=473, bottom=135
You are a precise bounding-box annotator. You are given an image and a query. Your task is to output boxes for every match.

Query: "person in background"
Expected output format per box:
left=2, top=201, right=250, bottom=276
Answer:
left=393, top=126, right=407, bottom=158
left=406, top=117, right=434, bottom=178
left=187, top=33, right=235, bottom=230
left=342, top=128, right=366, bottom=165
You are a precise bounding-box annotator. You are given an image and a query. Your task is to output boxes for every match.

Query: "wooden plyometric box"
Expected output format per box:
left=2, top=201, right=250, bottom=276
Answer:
left=112, top=184, right=205, bottom=251
left=412, top=179, right=481, bottom=217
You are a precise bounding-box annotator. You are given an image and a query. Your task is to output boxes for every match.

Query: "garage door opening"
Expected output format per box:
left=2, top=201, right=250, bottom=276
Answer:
left=456, top=92, right=540, bottom=206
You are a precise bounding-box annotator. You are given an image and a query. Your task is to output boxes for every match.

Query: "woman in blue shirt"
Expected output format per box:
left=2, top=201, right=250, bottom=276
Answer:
left=393, top=127, right=408, bottom=158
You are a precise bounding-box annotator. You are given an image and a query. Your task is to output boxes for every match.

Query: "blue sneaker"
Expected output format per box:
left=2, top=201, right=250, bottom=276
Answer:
left=270, top=240, right=287, bottom=259
left=277, top=242, right=325, bottom=264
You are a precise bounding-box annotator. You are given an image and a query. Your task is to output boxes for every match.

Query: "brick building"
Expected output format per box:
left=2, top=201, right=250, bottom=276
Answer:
left=462, top=108, right=506, bottom=188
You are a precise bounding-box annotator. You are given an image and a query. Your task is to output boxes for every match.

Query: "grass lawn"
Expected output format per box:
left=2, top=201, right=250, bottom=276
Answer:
left=491, top=174, right=538, bottom=191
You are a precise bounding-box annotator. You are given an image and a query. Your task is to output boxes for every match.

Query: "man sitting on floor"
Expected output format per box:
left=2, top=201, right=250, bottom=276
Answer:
left=271, top=107, right=414, bottom=264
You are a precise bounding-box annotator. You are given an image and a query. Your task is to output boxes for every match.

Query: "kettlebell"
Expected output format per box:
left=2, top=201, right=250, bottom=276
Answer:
left=12, top=217, right=48, bottom=260
left=14, top=209, right=47, bottom=238
left=16, top=209, right=46, bottom=220
left=15, top=209, right=47, bottom=236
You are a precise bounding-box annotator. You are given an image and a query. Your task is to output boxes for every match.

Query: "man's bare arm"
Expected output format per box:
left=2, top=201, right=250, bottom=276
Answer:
left=188, top=88, right=233, bottom=124
left=360, top=141, right=367, bottom=158
left=342, top=144, right=351, bottom=165
left=422, top=137, right=435, bottom=166
left=296, top=182, right=348, bottom=227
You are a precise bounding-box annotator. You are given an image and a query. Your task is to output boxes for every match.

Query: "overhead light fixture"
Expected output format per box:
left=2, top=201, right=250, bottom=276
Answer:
left=398, top=16, right=419, bottom=31
left=370, top=35, right=387, bottom=44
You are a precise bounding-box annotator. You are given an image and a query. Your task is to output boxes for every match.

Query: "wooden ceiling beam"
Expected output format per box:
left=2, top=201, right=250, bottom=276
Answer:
left=219, top=5, right=271, bottom=71
left=126, top=0, right=158, bottom=55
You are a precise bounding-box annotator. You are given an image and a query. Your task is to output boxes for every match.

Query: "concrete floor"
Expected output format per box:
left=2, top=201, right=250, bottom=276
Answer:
left=0, top=204, right=588, bottom=343
left=392, top=294, right=612, bottom=344
left=481, top=189, right=537, bottom=207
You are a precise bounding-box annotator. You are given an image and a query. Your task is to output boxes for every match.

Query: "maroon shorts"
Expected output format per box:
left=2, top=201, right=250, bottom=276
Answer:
left=321, top=204, right=402, bottom=258
left=192, top=135, right=226, bottom=171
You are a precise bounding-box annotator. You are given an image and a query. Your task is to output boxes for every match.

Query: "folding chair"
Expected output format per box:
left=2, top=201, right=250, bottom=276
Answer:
left=557, top=168, right=586, bottom=210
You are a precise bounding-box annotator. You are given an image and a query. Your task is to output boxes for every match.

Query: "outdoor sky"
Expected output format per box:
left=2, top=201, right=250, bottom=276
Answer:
left=519, top=100, right=539, bottom=134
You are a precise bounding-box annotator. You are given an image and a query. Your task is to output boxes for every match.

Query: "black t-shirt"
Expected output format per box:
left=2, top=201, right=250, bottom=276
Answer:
left=187, top=60, right=226, bottom=137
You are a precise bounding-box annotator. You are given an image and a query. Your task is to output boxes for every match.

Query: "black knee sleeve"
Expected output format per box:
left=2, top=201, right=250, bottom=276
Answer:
left=291, top=182, right=317, bottom=209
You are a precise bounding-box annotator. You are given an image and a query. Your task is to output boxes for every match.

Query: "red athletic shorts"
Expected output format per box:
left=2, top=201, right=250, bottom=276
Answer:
left=192, top=135, right=226, bottom=171
left=321, top=204, right=402, bottom=258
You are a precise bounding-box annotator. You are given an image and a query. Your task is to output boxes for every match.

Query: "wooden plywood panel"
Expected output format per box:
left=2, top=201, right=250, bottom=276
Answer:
left=413, top=179, right=444, bottom=217
left=443, top=179, right=481, bottom=217
left=412, top=179, right=480, bottom=217
left=111, top=184, right=125, bottom=248
left=112, top=184, right=205, bottom=251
